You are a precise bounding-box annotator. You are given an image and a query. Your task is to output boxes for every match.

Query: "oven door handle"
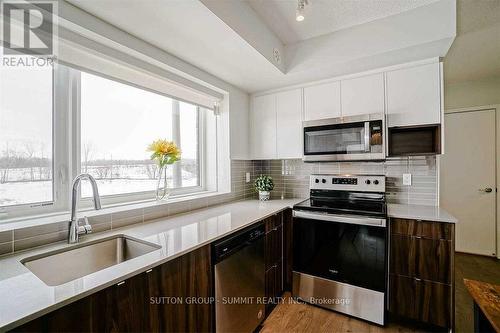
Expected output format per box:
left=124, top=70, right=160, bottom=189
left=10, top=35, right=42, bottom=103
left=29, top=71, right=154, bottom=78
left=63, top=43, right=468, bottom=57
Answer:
left=293, top=210, right=386, bottom=227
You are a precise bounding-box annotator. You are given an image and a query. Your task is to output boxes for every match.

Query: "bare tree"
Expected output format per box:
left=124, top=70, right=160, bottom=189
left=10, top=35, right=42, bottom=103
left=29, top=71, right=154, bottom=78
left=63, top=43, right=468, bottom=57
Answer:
left=145, top=163, right=159, bottom=179
left=24, top=143, right=35, bottom=181
left=38, top=143, right=45, bottom=180
left=0, top=142, right=11, bottom=183
left=109, top=154, right=114, bottom=180
left=82, top=142, right=95, bottom=174
left=95, top=165, right=111, bottom=179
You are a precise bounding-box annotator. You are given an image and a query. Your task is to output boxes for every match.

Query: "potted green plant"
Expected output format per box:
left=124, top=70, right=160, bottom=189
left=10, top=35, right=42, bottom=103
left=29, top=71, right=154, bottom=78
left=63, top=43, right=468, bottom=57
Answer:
left=254, top=175, right=274, bottom=201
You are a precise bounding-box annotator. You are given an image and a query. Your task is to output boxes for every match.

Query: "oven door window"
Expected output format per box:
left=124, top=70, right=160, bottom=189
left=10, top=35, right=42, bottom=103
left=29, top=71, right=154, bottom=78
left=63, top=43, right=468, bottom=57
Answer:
left=304, top=122, right=368, bottom=155
left=293, top=217, right=386, bottom=292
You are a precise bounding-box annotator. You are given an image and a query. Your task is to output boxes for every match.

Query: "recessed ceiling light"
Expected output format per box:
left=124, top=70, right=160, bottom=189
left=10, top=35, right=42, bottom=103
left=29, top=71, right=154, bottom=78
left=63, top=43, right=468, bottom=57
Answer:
left=296, top=0, right=307, bottom=22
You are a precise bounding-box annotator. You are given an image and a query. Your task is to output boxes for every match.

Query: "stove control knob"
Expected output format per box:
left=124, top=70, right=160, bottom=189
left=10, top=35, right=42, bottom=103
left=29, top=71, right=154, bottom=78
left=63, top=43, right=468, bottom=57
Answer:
left=315, top=178, right=320, bottom=183
left=365, top=180, right=371, bottom=185
left=373, top=180, right=379, bottom=185
left=322, top=179, right=327, bottom=184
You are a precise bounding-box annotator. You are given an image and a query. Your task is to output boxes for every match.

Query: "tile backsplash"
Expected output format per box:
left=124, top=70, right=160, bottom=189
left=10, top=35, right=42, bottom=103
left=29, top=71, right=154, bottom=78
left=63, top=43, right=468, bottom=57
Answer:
left=251, top=156, right=438, bottom=206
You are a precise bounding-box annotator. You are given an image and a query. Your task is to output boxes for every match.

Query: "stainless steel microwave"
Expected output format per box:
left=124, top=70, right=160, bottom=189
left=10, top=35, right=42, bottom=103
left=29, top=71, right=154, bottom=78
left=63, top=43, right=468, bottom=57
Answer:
left=303, top=113, right=385, bottom=162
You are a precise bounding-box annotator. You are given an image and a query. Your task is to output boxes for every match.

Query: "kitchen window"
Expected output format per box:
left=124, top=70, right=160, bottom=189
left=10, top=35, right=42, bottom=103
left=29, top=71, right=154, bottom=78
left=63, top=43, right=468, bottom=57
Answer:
left=0, top=62, right=220, bottom=219
left=0, top=65, right=54, bottom=208
left=79, top=70, right=204, bottom=200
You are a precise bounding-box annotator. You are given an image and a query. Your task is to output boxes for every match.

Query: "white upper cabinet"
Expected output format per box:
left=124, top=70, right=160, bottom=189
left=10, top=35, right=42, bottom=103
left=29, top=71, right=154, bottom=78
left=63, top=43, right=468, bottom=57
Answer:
left=250, top=94, right=276, bottom=159
left=276, top=89, right=303, bottom=159
left=386, top=62, right=441, bottom=127
left=303, top=81, right=341, bottom=121
left=248, top=60, right=443, bottom=160
left=341, top=73, right=384, bottom=117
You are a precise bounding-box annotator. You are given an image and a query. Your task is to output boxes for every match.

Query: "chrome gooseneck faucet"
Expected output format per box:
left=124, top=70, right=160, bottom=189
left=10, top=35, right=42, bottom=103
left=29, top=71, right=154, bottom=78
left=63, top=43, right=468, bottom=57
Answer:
left=68, top=174, right=102, bottom=244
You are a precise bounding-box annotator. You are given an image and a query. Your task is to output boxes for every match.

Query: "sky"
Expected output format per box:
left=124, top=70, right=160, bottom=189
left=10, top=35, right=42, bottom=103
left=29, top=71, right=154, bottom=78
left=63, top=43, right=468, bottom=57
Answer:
left=0, top=65, right=199, bottom=161
left=81, top=71, right=198, bottom=161
left=0, top=66, right=52, bottom=157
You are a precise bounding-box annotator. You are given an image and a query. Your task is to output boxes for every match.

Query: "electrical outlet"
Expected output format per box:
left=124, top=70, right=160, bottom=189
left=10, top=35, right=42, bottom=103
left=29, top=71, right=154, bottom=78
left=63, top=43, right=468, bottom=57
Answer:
left=403, top=173, right=412, bottom=186
left=245, top=172, right=251, bottom=183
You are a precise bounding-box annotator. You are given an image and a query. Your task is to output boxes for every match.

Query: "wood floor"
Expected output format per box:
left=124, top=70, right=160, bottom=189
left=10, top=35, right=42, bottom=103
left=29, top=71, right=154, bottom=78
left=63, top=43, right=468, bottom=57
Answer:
left=261, top=253, right=500, bottom=333
left=260, top=293, right=420, bottom=333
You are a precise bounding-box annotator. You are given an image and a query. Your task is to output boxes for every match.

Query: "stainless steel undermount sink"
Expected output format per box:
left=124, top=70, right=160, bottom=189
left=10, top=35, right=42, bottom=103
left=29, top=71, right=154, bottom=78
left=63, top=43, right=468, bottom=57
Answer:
left=21, top=235, right=161, bottom=286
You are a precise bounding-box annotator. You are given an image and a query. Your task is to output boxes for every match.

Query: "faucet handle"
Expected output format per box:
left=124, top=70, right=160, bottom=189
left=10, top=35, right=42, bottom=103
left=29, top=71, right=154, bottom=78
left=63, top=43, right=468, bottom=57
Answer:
left=77, top=216, right=93, bottom=235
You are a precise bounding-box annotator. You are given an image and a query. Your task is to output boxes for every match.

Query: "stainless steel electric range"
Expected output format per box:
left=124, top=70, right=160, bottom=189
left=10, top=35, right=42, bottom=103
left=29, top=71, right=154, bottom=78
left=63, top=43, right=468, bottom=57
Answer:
left=292, top=174, right=387, bottom=325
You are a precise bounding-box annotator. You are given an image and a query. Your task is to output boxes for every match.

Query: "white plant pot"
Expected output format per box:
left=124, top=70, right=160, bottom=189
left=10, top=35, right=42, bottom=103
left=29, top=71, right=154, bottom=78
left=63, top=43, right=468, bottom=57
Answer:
left=259, top=191, right=270, bottom=201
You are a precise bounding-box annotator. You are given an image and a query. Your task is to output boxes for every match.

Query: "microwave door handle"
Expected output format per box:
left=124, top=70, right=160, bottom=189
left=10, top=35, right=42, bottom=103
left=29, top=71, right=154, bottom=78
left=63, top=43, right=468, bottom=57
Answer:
left=364, top=122, right=370, bottom=152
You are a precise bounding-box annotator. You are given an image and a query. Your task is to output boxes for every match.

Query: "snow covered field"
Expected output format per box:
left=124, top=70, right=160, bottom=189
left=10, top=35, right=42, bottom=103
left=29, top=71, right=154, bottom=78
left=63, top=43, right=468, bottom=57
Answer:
left=0, top=165, right=198, bottom=207
left=0, top=180, right=52, bottom=207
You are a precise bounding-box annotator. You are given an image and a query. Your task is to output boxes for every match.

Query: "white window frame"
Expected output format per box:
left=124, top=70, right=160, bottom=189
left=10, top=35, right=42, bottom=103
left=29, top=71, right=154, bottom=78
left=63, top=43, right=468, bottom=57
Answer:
left=0, top=62, right=218, bottom=219
left=0, top=63, right=71, bottom=219
left=71, top=66, right=209, bottom=207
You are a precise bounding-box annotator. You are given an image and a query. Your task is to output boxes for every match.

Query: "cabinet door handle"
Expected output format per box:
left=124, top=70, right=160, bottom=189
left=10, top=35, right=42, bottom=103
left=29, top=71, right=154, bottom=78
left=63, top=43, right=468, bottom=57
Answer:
left=117, top=281, right=126, bottom=286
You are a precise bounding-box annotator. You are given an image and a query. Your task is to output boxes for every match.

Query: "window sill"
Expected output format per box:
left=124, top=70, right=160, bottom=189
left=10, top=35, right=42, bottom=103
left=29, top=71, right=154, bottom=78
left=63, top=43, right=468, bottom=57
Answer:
left=0, top=190, right=229, bottom=232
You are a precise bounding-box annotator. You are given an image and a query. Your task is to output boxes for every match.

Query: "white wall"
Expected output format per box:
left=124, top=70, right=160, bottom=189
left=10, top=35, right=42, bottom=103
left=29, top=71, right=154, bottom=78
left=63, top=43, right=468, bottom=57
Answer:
left=445, top=77, right=500, bottom=110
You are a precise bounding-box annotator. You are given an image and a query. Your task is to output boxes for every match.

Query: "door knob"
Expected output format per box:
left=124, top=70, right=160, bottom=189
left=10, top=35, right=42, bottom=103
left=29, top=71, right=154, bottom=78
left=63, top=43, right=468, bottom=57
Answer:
left=479, top=188, right=493, bottom=193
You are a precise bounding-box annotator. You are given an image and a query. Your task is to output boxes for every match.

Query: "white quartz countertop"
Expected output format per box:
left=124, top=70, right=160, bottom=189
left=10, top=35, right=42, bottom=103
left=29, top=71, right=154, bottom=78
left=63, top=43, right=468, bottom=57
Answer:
left=387, top=203, right=457, bottom=223
left=0, top=198, right=304, bottom=331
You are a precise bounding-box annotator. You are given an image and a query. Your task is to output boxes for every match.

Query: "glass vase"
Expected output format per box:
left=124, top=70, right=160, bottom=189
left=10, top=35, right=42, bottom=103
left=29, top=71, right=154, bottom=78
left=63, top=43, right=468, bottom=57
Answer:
left=156, top=165, right=171, bottom=201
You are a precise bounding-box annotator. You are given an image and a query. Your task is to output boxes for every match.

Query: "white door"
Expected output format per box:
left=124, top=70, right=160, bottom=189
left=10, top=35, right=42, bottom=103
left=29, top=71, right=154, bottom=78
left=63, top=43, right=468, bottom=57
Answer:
left=303, top=81, right=341, bottom=121
left=341, top=73, right=384, bottom=117
left=276, top=89, right=302, bottom=159
left=440, top=109, right=496, bottom=256
left=250, top=94, right=276, bottom=159
left=386, top=62, right=441, bottom=127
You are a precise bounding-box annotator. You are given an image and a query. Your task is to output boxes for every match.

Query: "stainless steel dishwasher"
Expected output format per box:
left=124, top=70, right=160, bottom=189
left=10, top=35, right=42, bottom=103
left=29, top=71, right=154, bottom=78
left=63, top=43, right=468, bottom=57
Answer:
left=213, top=222, right=266, bottom=333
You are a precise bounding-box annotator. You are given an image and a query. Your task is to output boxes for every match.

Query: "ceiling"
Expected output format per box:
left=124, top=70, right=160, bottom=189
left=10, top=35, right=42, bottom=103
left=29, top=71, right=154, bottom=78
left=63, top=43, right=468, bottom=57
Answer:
left=443, top=0, right=500, bottom=84
left=65, top=0, right=457, bottom=92
left=246, top=0, right=440, bottom=44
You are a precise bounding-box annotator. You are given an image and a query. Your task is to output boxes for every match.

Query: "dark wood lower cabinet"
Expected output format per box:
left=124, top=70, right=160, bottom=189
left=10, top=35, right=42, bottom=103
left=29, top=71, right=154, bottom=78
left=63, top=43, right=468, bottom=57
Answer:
left=389, top=218, right=455, bottom=330
left=91, top=271, right=148, bottom=332
left=150, top=244, right=213, bottom=333
left=282, top=208, right=293, bottom=291
left=389, top=274, right=452, bottom=328
left=389, top=274, right=416, bottom=320
left=264, top=211, right=286, bottom=315
left=417, top=279, right=452, bottom=328
left=416, top=237, right=452, bottom=284
left=265, top=259, right=284, bottom=314
left=391, top=218, right=453, bottom=240
left=265, top=215, right=282, bottom=270
left=391, top=234, right=452, bottom=284
left=11, top=245, right=213, bottom=333
left=13, top=297, right=93, bottom=333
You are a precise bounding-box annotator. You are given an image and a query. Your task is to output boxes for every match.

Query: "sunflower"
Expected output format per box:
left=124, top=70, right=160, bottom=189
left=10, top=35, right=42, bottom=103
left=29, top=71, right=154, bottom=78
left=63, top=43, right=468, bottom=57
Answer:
left=147, top=139, right=181, bottom=167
